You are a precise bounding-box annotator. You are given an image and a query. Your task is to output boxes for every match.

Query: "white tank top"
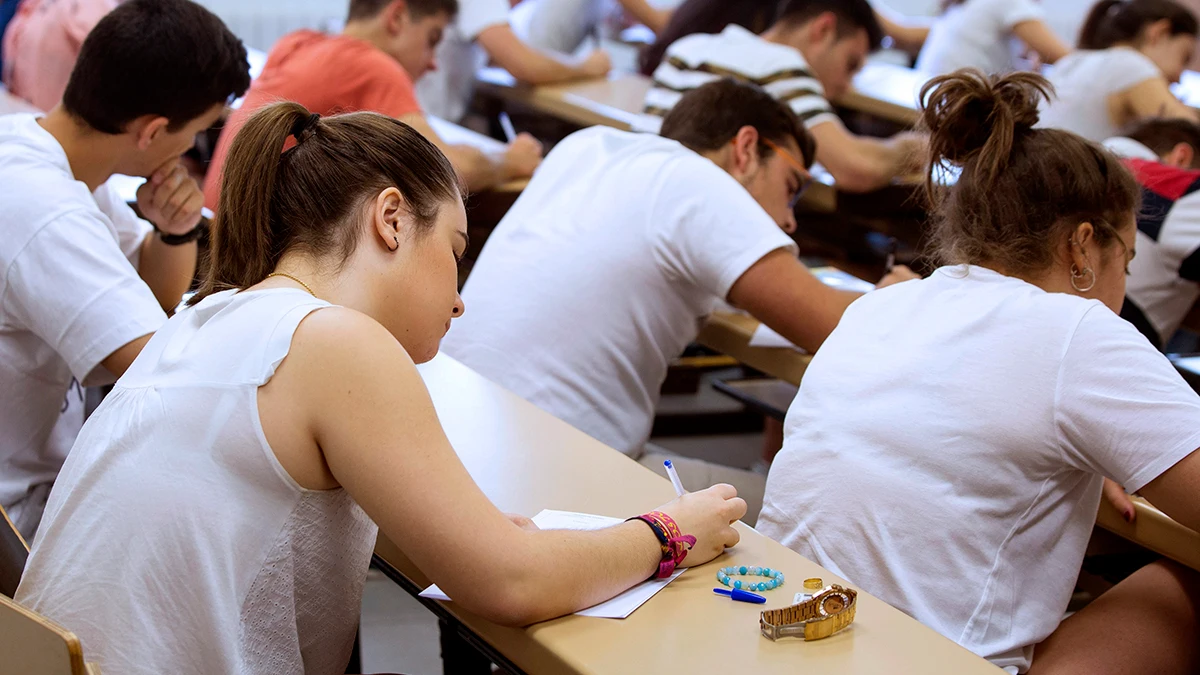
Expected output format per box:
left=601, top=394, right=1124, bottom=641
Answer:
left=16, top=288, right=379, bottom=675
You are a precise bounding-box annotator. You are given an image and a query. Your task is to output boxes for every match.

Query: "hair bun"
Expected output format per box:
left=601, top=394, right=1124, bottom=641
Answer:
left=919, top=69, right=1051, bottom=171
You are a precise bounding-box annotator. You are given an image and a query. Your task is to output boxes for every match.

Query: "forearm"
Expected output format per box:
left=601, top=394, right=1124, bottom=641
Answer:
left=618, top=0, right=671, bottom=33
left=138, top=233, right=197, bottom=313
left=442, top=144, right=504, bottom=192
left=483, top=521, right=661, bottom=625
left=502, top=48, right=588, bottom=85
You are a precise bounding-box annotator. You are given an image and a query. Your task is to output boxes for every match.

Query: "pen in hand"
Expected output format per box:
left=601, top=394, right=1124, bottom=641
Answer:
left=664, top=459, right=686, bottom=497
left=498, top=112, right=517, bottom=143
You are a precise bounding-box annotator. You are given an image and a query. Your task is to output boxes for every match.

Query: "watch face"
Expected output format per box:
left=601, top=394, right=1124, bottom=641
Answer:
left=819, top=593, right=848, bottom=616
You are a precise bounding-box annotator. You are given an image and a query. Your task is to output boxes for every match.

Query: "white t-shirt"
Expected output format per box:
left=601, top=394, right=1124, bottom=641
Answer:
left=441, top=126, right=797, bottom=455
left=641, top=24, right=838, bottom=134
left=758, top=265, right=1200, bottom=673
left=915, top=0, right=1044, bottom=76
left=1039, top=47, right=1163, bottom=142
left=0, top=113, right=166, bottom=511
left=416, top=0, right=511, bottom=121
left=1105, top=136, right=1200, bottom=347
left=17, top=288, right=378, bottom=675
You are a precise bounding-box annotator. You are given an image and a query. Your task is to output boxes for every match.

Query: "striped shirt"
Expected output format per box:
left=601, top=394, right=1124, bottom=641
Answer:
left=642, top=24, right=837, bottom=132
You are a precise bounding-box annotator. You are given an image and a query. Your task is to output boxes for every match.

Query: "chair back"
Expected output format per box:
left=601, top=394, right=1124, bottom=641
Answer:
left=0, top=504, right=28, bottom=598
left=0, top=594, right=88, bottom=675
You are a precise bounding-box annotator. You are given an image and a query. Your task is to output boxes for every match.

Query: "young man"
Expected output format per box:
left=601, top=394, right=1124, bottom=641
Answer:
left=205, top=0, right=541, bottom=208
left=643, top=0, right=926, bottom=192
left=0, top=0, right=249, bottom=538
left=1104, top=118, right=1200, bottom=350
left=415, top=0, right=612, bottom=122
left=2, top=0, right=118, bottom=111
left=442, top=79, right=914, bottom=521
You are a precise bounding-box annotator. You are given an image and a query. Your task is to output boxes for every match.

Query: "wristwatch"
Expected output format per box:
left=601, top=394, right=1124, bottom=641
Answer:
left=760, top=584, right=858, bottom=641
left=157, top=218, right=208, bottom=246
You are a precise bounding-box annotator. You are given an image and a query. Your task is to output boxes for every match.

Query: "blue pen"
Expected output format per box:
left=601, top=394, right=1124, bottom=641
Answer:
left=664, top=460, right=686, bottom=497
left=713, top=588, right=767, bottom=604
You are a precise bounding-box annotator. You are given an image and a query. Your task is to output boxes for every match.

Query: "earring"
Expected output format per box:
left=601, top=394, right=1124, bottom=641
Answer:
left=452, top=306, right=461, bottom=315
left=389, top=236, right=399, bottom=252
left=1070, top=264, right=1096, bottom=292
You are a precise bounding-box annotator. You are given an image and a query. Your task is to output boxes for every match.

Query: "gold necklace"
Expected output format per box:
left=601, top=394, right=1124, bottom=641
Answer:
left=266, top=272, right=316, bottom=297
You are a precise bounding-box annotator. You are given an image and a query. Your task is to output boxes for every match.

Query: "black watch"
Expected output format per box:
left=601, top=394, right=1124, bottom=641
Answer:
left=156, top=218, right=208, bottom=246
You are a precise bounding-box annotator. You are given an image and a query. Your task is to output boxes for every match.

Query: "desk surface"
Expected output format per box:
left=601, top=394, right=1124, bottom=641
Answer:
left=839, top=62, right=925, bottom=127
left=374, top=355, right=1000, bottom=675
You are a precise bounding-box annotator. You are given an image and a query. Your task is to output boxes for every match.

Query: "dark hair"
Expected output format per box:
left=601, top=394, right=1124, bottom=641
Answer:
left=661, top=79, right=817, bottom=169
left=919, top=70, right=1140, bottom=274
left=191, top=103, right=461, bottom=304
left=1078, top=0, right=1197, bottom=49
left=640, top=0, right=776, bottom=75
left=776, top=0, right=884, bottom=50
left=63, top=0, right=250, bottom=135
left=1120, top=117, right=1200, bottom=164
left=348, top=0, right=458, bottom=22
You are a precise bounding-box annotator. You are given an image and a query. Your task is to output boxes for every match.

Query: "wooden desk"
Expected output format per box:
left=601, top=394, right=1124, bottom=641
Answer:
left=475, top=68, right=650, bottom=131
left=373, top=355, right=1001, bottom=675
left=697, top=312, right=810, bottom=387
left=1096, top=497, right=1200, bottom=572
left=837, top=62, right=926, bottom=128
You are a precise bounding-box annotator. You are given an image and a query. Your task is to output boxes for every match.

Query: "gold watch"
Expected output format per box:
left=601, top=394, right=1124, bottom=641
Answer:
left=760, top=584, right=858, bottom=641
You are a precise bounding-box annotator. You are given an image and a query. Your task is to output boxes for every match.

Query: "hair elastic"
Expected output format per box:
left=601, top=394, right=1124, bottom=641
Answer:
left=292, top=112, right=321, bottom=141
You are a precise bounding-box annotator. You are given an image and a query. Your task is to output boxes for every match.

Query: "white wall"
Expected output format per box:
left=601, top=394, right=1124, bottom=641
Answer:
left=194, top=0, right=347, bottom=51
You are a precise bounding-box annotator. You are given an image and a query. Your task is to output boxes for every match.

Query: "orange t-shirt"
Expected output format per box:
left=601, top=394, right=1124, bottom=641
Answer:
left=204, top=31, right=422, bottom=210
left=2, top=0, right=119, bottom=111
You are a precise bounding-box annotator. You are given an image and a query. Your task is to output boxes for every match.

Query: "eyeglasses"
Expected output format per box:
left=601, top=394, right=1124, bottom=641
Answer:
left=761, top=137, right=814, bottom=209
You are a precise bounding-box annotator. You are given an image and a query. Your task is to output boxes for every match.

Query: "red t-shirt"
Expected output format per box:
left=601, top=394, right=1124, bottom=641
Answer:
left=204, top=31, right=422, bottom=209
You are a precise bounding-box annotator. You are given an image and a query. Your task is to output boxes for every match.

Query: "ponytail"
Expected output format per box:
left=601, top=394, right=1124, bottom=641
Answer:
left=1078, top=0, right=1197, bottom=50
left=191, top=102, right=460, bottom=305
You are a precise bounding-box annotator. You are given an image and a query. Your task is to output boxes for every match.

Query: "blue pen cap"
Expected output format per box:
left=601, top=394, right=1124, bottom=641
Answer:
left=712, top=588, right=767, bottom=604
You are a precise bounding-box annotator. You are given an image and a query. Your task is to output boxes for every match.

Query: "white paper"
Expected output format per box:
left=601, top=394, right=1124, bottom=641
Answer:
left=419, top=509, right=686, bottom=619
left=748, top=324, right=807, bottom=352
left=809, top=266, right=877, bottom=294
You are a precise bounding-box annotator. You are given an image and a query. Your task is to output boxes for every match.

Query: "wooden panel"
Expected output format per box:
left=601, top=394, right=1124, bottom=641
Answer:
left=0, top=595, right=86, bottom=675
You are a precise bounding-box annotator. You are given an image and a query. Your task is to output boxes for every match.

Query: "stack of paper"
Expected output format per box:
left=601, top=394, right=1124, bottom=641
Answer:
left=419, top=509, right=686, bottom=619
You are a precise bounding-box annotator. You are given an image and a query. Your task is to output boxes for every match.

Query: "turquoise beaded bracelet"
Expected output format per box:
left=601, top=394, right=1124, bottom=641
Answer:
left=717, top=565, right=785, bottom=592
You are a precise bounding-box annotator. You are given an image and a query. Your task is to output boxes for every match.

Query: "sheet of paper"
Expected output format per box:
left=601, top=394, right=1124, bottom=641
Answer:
left=419, top=509, right=685, bottom=619
left=809, top=266, right=877, bottom=294
left=748, top=324, right=807, bottom=352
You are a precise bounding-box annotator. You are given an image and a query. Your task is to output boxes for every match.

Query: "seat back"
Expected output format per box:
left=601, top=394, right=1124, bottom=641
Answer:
left=0, top=594, right=86, bottom=675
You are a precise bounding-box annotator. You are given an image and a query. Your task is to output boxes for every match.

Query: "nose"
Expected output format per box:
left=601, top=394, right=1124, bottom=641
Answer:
left=781, top=210, right=798, bottom=235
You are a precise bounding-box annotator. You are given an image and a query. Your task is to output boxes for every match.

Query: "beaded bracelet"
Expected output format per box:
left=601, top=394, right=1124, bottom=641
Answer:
left=717, top=565, right=785, bottom=592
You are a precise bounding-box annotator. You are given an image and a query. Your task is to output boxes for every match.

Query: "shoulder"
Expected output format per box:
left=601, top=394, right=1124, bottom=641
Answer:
left=1105, top=47, right=1162, bottom=79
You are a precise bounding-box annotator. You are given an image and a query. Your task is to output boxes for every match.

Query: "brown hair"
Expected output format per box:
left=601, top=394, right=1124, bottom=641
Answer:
left=775, top=0, right=884, bottom=49
left=192, top=102, right=460, bottom=305
left=1078, top=0, right=1197, bottom=49
left=1121, top=117, right=1200, bottom=166
left=639, top=0, right=777, bottom=75
left=348, top=0, right=457, bottom=21
left=661, top=78, right=818, bottom=169
left=920, top=70, right=1140, bottom=274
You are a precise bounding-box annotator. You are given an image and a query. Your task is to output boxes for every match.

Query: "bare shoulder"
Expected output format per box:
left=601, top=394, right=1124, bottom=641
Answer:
left=287, top=306, right=421, bottom=388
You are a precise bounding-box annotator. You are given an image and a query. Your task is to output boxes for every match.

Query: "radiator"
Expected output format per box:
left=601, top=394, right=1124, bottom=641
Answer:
left=194, top=0, right=347, bottom=51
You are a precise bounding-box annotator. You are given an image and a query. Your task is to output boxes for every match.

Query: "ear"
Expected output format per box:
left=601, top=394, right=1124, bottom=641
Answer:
left=131, top=115, right=171, bottom=151
left=372, top=187, right=408, bottom=252
left=386, top=0, right=410, bottom=33
left=728, top=125, right=763, bottom=182
left=1164, top=142, right=1196, bottom=169
left=1143, top=18, right=1172, bottom=44
left=805, top=11, right=839, bottom=47
left=1068, top=221, right=1096, bottom=273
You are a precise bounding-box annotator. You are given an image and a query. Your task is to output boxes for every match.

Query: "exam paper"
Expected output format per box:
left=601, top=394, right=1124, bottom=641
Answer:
left=419, top=509, right=685, bottom=619
left=748, top=324, right=807, bottom=352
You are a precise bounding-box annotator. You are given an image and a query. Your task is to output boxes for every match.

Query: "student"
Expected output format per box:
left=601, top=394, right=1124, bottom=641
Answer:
left=442, top=80, right=915, bottom=521
left=521, top=0, right=677, bottom=55
left=16, top=102, right=745, bottom=675
left=415, top=0, right=612, bottom=121
left=205, top=0, right=541, bottom=208
left=759, top=70, right=1200, bottom=674
left=1, top=0, right=118, bottom=111
left=0, top=0, right=249, bottom=540
left=642, top=0, right=927, bottom=192
left=1103, top=118, right=1200, bottom=349
left=913, top=0, right=1070, bottom=76
left=1040, top=0, right=1199, bottom=143
left=638, top=0, right=776, bottom=75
